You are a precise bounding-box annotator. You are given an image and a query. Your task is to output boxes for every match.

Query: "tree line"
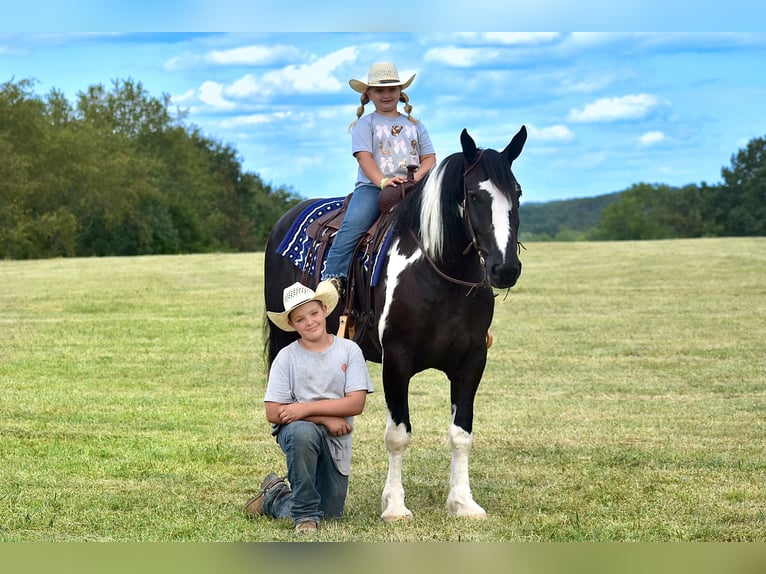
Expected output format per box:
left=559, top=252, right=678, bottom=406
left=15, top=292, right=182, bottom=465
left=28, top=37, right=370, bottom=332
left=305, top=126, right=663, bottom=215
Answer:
left=2, top=77, right=764, bottom=259
left=1, top=78, right=301, bottom=259
left=520, top=134, right=766, bottom=241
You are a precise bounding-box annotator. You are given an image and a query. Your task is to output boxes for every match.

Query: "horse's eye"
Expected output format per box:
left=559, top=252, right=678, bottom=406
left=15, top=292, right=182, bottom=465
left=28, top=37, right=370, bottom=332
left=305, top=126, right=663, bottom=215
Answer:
left=467, top=190, right=479, bottom=202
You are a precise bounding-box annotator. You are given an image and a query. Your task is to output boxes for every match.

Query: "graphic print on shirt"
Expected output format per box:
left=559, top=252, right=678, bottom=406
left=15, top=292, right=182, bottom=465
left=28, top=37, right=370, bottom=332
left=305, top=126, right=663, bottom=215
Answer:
left=375, top=122, right=420, bottom=175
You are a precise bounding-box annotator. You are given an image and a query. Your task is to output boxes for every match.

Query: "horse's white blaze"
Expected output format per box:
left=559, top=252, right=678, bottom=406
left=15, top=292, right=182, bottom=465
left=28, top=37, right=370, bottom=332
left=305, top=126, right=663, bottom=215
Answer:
left=381, top=416, right=414, bottom=522
left=482, top=180, right=512, bottom=261
left=446, top=423, right=487, bottom=518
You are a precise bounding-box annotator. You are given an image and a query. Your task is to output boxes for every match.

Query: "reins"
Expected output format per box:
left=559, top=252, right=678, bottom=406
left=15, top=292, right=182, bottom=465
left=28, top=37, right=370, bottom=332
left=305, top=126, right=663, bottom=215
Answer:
left=409, top=229, right=487, bottom=295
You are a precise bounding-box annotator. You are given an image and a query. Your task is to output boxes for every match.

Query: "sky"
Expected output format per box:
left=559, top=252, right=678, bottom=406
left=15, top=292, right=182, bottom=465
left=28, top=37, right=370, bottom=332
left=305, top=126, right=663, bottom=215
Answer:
left=2, top=4, right=765, bottom=204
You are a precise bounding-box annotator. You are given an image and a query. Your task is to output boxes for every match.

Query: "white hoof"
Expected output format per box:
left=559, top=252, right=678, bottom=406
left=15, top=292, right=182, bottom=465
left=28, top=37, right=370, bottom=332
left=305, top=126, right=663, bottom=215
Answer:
left=380, top=508, right=414, bottom=523
left=447, top=497, right=487, bottom=519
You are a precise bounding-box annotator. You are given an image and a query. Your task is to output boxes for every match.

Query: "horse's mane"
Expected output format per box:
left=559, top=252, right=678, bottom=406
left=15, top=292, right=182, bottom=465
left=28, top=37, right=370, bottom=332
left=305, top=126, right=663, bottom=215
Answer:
left=393, top=152, right=466, bottom=262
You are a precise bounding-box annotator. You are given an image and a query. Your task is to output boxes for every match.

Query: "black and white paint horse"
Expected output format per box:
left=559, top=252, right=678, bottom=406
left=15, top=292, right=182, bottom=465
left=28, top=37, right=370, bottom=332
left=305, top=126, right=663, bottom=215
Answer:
left=264, top=126, right=527, bottom=521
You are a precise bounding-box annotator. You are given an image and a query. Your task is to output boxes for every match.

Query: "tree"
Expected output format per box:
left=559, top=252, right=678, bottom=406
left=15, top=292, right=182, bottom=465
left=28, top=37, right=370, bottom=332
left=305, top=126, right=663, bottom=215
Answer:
left=0, top=77, right=311, bottom=259
left=718, top=136, right=766, bottom=236
left=591, top=182, right=709, bottom=241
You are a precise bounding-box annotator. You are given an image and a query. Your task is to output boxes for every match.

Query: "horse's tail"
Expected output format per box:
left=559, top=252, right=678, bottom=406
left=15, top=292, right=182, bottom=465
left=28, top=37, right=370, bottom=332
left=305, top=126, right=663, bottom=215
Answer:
left=262, top=313, right=277, bottom=371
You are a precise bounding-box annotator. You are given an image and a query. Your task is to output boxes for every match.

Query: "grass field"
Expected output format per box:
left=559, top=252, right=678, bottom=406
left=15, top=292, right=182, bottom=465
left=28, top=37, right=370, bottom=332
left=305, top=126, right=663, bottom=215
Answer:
left=1, top=238, right=765, bottom=542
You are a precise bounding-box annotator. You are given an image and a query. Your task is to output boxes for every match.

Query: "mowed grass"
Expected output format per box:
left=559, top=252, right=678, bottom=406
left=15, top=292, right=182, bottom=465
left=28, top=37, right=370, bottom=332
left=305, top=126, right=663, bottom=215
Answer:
left=1, top=238, right=765, bottom=541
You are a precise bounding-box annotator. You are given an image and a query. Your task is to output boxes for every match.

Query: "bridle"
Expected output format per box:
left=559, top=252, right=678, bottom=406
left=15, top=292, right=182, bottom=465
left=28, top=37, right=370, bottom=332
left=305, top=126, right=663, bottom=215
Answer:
left=461, top=149, right=488, bottom=268
left=410, top=150, right=498, bottom=295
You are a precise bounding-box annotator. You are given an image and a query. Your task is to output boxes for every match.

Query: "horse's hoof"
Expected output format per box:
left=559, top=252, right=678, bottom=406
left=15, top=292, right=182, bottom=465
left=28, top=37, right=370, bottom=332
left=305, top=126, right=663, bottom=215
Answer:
left=380, top=510, right=414, bottom=523
left=447, top=499, right=487, bottom=519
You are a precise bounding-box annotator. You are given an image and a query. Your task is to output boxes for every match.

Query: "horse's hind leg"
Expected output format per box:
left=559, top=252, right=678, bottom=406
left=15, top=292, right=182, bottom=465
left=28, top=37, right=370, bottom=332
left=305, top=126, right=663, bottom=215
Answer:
left=381, top=414, right=413, bottom=522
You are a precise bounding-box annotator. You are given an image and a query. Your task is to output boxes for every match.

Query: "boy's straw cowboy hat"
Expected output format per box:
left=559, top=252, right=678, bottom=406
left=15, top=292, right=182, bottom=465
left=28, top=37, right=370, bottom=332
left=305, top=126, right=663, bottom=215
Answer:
left=267, top=281, right=338, bottom=332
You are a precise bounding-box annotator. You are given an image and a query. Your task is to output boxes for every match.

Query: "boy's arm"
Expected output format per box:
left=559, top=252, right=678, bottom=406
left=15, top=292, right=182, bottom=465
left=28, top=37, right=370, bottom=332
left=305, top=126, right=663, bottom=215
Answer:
left=267, top=390, right=367, bottom=426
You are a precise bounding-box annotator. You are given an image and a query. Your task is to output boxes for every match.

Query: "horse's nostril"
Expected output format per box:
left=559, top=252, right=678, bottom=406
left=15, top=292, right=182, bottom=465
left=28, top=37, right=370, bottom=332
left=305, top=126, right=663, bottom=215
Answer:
left=490, top=262, right=522, bottom=289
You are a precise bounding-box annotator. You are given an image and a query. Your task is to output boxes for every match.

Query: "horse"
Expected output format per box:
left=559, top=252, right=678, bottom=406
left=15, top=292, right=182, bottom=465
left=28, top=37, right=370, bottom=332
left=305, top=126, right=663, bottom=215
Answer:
left=263, top=126, right=527, bottom=521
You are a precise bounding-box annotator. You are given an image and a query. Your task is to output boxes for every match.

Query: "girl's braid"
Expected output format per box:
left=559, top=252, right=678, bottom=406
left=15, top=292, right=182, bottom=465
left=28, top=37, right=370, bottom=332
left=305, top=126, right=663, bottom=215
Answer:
left=399, top=91, right=418, bottom=124
left=348, top=92, right=370, bottom=130
left=348, top=89, right=419, bottom=130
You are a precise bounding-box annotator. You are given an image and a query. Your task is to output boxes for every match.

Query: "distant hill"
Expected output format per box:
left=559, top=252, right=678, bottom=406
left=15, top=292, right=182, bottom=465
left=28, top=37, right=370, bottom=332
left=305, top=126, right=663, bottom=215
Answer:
left=519, top=192, right=621, bottom=240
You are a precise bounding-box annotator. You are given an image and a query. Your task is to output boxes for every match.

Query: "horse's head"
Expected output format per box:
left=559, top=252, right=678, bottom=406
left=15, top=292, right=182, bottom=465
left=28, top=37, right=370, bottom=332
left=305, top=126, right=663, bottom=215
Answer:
left=460, top=126, right=527, bottom=289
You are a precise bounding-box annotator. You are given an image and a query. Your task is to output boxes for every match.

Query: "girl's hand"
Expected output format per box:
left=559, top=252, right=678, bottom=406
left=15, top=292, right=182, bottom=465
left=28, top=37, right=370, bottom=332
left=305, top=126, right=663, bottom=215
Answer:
left=381, top=175, right=406, bottom=189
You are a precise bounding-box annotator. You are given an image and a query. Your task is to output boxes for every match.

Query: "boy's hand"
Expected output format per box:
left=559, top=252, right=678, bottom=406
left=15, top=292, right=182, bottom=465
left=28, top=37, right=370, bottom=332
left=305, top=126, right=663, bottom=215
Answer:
left=322, top=417, right=353, bottom=437
left=276, top=402, right=305, bottom=424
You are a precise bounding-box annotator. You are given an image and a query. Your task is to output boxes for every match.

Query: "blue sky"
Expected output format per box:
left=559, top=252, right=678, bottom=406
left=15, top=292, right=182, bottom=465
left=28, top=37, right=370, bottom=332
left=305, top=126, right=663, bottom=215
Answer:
left=2, top=5, right=765, bottom=203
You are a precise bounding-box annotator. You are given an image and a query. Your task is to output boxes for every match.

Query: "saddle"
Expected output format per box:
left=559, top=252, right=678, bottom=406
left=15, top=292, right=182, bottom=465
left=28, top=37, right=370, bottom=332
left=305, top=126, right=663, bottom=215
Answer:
left=302, top=166, right=418, bottom=341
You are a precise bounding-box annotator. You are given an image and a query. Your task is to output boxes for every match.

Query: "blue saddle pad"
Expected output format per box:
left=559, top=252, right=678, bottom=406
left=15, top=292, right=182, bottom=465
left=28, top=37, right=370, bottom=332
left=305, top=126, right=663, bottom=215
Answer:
left=275, top=197, right=394, bottom=287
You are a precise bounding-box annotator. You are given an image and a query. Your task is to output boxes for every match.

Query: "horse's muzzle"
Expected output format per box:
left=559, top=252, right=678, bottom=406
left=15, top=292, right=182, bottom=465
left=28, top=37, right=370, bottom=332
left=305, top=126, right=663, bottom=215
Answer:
left=489, top=260, right=522, bottom=289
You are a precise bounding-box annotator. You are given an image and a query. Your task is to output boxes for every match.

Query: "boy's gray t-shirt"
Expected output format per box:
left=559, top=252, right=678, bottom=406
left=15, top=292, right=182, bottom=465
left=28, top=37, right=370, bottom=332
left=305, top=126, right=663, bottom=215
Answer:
left=265, top=336, right=373, bottom=475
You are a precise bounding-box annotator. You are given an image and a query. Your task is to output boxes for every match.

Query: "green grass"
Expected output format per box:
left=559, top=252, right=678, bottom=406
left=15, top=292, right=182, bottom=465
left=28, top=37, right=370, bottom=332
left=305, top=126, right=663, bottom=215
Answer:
left=1, top=238, right=765, bottom=541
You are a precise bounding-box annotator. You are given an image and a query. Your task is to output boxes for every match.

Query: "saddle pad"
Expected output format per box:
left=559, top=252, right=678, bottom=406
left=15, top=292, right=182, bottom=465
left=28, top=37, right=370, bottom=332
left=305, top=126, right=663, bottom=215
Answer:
left=275, top=197, right=393, bottom=287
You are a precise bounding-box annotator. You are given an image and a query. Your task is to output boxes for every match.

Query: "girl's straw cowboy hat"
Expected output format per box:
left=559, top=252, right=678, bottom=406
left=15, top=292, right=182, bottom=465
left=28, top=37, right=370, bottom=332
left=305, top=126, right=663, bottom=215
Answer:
left=267, top=281, right=339, bottom=332
left=349, top=62, right=415, bottom=94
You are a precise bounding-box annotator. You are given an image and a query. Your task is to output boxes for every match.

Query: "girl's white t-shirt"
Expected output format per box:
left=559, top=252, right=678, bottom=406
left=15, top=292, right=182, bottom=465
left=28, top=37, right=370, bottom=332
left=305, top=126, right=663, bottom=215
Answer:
left=351, top=111, right=435, bottom=186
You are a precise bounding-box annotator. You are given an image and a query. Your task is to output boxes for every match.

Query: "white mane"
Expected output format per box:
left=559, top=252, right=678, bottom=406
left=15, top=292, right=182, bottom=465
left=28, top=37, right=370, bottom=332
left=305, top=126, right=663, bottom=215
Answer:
left=418, top=163, right=447, bottom=261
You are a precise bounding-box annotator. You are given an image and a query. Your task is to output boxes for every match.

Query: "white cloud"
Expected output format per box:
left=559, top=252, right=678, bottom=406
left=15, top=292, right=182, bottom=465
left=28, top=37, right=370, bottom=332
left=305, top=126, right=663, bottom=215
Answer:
left=453, top=32, right=561, bottom=45
left=529, top=124, right=576, bottom=143
left=224, top=46, right=358, bottom=98
left=483, top=32, right=561, bottom=45
left=219, top=113, right=280, bottom=128
left=164, top=52, right=195, bottom=72
left=226, top=74, right=261, bottom=98
left=205, top=44, right=303, bottom=66
left=568, top=94, right=661, bottom=123
left=171, top=88, right=196, bottom=104
left=198, top=81, right=236, bottom=110
left=559, top=74, right=616, bottom=95
left=165, top=44, right=303, bottom=71
left=423, top=47, right=501, bottom=67
left=639, top=131, right=666, bottom=145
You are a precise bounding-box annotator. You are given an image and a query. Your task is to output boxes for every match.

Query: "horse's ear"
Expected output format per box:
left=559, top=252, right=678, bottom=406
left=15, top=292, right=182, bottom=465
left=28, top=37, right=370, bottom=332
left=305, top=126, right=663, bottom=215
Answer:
left=502, top=125, right=527, bottom=163
left=461, top=128, right=479, bottom=165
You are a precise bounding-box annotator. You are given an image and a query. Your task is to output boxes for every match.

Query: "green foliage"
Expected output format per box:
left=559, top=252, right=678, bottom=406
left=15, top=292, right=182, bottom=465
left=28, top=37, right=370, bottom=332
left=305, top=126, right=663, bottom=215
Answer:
left=0, top=78, right=301, bottom=259
left=719, top=135, right=766, bottom=236
left=591, top=182, right=707, bottom=240
left=521, top=135, right=765, bottom=242
left=519, top=193, right=620, bottom=241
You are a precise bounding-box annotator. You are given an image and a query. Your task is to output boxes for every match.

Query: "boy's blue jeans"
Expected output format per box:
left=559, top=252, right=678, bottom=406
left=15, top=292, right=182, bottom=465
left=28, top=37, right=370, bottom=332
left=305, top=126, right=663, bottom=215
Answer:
left=263, top=420, right=349, bottom=524
left=322, top=183, right=380, bottom=280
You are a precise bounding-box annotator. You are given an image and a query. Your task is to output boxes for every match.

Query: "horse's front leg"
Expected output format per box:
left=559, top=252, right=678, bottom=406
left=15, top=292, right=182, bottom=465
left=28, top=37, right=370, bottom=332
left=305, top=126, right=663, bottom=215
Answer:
left=381, top=413, right=413, bottom=522
left=446, top=366, right=487, bottom=519
left=447, top=420, right=486, bottom=518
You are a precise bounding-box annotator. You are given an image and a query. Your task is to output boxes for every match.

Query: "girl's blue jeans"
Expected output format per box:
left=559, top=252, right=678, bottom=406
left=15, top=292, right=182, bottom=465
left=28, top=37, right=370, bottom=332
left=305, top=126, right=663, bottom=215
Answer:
left=321, top=183, right=380, bottom=280
left=263, top=420, right=349, bottom=524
